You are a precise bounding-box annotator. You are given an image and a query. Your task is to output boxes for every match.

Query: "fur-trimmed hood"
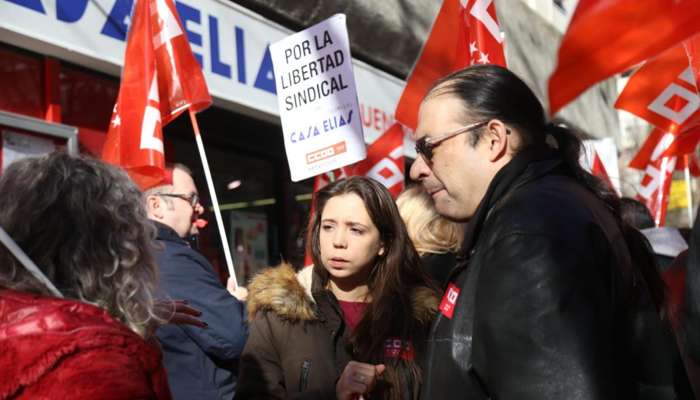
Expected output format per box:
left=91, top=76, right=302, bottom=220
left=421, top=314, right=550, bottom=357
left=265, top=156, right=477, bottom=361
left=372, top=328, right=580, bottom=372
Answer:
left=246, top=263, right=439, bottom=323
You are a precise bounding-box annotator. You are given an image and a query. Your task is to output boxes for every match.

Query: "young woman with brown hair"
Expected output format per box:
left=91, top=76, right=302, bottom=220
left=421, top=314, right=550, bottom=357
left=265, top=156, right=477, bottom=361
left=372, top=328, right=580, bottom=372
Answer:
left=236, top=176, right=438, bottom=400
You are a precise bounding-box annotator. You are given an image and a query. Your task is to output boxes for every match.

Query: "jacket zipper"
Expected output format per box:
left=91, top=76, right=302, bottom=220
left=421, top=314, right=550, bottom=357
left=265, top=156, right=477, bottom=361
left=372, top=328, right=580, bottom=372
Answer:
left=299, top=360, right=311, bottom=392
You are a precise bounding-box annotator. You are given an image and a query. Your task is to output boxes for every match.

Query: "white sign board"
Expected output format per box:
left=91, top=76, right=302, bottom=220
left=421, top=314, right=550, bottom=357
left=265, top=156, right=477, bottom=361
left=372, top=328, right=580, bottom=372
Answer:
left=270, top=15, right=366, bottom=181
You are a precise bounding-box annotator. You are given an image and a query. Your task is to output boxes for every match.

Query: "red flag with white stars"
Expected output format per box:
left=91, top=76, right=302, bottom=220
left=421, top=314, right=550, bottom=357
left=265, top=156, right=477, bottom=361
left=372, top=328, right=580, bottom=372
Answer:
left=395, top=0, right=506, bottom=131
left=457, top=0, right=506, bottom=68
left=102, top=0, right=212, bottom=190
left=548, top=0, right=700, bottom=116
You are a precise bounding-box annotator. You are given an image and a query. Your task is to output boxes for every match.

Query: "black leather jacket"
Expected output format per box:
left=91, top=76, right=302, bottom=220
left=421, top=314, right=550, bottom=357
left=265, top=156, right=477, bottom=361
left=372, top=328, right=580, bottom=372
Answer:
left=420, top=157, right=680, bottom=399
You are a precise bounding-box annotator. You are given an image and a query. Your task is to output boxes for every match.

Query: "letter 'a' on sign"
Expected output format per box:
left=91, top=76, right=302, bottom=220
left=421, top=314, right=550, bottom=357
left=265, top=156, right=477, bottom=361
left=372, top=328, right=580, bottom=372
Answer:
left=269, top=14, right=367, bottom=182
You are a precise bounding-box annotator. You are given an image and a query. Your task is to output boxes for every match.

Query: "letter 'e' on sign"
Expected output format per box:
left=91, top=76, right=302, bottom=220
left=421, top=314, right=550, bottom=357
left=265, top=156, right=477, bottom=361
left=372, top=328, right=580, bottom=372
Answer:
left=270, top=14, right=366, bottom=181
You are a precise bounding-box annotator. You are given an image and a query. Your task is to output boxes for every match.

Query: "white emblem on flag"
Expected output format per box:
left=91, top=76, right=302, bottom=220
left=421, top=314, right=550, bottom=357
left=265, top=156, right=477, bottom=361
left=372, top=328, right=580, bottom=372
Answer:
left=470, top=0, right=503, bottom=43
left=140, top=74, right=164, bottom=153
left=152, top=0, right=183, bottom=49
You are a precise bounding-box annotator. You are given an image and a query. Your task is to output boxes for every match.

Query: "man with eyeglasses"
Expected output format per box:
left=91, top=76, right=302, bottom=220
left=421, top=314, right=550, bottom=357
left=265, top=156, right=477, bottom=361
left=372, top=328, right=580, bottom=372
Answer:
left=410, top=65, right=679, bottom=399
left=145, top=164, right=248, bottom=400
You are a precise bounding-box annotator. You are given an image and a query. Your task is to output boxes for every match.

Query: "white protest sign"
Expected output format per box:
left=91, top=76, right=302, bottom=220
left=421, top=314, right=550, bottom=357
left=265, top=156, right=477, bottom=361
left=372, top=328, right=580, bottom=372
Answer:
left=270, top=14, right=366, bottom=182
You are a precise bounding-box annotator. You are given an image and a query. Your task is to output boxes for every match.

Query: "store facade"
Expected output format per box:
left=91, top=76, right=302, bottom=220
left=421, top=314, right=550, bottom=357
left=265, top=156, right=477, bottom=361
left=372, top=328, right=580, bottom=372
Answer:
left=0, top=0, right=408, bottom=282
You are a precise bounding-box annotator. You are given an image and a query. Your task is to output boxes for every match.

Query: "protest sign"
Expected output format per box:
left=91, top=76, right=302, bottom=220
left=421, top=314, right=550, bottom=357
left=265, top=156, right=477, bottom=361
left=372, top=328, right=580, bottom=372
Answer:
left=270, top=14, right=366, bottom=181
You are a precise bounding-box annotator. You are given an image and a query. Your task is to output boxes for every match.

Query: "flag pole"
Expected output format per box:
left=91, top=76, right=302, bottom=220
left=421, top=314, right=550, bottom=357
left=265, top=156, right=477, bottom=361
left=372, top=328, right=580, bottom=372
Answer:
left=188, top=109, right=238, bottom=287
left=684, top=154, right=694, bottom=226
left=0, top=226, right=63, bottom=297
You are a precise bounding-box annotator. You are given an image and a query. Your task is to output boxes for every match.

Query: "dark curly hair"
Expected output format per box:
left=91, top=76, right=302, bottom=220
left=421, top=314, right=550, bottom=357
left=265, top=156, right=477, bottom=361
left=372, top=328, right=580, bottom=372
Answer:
left=0, top=152, right=160, bottom=336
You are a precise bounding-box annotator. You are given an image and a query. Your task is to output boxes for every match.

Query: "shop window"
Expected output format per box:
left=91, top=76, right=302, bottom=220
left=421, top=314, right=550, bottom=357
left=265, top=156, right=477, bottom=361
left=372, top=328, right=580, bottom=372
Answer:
left=59, top=63, right=118, bottom=132
left=164, top=107, right=313, bottom=285
left=0, top=45, right=43, bottom=118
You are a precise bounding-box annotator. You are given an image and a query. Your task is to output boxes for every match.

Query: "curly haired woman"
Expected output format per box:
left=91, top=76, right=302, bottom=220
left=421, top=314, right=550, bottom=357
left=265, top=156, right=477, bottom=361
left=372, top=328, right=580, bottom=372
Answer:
left=0, top=153, right=197, bottom=400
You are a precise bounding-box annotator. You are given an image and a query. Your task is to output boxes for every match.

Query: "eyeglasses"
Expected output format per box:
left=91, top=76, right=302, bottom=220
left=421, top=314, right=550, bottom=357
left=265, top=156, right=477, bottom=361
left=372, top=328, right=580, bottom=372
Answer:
left=158, top=193, right=200, bottom=208
left=414, top=121, right=488, bottom=163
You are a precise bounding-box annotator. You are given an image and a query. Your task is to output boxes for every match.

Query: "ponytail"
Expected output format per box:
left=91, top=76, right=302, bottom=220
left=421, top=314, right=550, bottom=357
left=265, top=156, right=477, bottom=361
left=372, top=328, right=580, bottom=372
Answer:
left=546, top=121, right=667, bottom=312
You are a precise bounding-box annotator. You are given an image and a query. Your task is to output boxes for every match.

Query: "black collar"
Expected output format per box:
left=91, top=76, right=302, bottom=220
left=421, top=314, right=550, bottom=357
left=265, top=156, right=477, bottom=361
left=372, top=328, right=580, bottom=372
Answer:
left=458, top=146, right=561, bottom=261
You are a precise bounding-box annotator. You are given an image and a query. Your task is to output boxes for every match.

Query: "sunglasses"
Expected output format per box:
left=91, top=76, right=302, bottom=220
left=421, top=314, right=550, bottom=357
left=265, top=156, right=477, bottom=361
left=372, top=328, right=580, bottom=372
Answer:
left=414, top=121, right=488, bottom=163
left=158, top=193, right=200, bottom=208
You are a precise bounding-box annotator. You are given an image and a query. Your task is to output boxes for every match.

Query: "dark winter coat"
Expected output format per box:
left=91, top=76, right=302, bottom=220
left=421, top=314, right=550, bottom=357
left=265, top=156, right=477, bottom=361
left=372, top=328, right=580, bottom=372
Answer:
left=421, top=149, right=685, bottom=400
left=153, top=222, right=248, bottom=400
left=0, top=290, right=171, bottom=400
left=235, top=263, right=438, bottom=400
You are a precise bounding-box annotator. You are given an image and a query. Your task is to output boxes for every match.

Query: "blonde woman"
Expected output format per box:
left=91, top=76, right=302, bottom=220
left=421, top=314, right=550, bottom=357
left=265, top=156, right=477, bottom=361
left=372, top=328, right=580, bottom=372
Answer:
left=396, top=185, right=464, bottom=289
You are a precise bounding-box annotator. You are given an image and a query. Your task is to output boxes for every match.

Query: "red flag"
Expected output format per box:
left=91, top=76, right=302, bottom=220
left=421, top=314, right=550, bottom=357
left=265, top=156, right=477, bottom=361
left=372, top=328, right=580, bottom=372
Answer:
left=348, top=123, right=406, bottom=197
left=309, top=123, right=405, bottom=200
left=665, top=37, right=700, bottom=157
left=395, top=0, right=506, bottom=130
left=628, top=127, right=684, bottom=226
left=548, top=0, right=700, bottom=116
left=686, top=35, right=700, bottom=86
left=630, top=127, right=700, bottom=175
left=616, top=43, right=700, bottom=159
left=102, top=0, right=212, bottom=189
left=459, top=0, right=506, bottom=68
left=637, top=156, right=676, bottom=227
left=629, top=127, right=675, bottom=170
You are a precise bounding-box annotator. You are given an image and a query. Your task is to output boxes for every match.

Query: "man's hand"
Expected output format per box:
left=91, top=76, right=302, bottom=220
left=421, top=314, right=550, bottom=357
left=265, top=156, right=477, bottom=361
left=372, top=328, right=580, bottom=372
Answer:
left=227, top=277, right=248, bottom=301
left=336, top=361, right=386, bottom=400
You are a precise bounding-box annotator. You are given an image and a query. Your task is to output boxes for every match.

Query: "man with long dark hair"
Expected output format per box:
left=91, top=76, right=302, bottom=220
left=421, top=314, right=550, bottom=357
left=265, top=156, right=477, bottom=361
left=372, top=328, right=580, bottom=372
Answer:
left=410, top=65, right=674, bottom=399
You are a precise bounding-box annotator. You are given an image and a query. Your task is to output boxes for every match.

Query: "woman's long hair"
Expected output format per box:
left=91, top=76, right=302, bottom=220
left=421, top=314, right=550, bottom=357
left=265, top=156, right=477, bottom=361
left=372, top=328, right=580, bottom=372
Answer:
left=0, top=152, right=160, bottom=337
left=428, top=64, right=666, bottom=312
left=309, top=176, right=435, bottom=399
